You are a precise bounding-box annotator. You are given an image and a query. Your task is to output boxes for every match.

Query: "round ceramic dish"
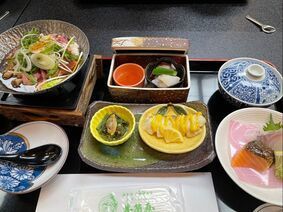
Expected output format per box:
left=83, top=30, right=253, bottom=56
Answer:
left=215, top=108, right=283, bottom=205
left=145, top=57, right=186, bottom=88
left=90, top=105, right=135, bottom=146
left=0, top=121, right=69, bottom=194
left=138, top=104, right=206, bottom=154
left=113, top=63, right=145, bottom=87
left=218, top=58, right=282, bottom=107
left=0, top=19, right=90, bottom=95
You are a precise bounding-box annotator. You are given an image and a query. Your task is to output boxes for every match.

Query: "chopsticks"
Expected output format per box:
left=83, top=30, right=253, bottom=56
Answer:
left=0, top=11, right=10, bottom=21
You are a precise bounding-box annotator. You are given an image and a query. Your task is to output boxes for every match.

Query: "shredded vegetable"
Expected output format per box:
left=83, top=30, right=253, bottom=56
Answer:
left=1, top=28, right=83, bottom=90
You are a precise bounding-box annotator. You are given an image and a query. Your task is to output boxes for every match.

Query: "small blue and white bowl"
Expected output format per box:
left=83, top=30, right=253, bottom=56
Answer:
left=218, top=57, right=282, bottom=107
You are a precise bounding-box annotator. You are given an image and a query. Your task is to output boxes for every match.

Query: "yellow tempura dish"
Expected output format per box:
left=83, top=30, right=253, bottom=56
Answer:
left=138, top=104, right=206, bottom=154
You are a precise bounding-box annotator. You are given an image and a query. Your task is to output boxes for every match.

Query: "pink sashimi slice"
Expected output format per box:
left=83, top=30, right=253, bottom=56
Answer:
left=259, top=130, right=283, bottom=151
left=229, top=120, right=260, bottom=151
left=234, top=167, right=282, bottom=188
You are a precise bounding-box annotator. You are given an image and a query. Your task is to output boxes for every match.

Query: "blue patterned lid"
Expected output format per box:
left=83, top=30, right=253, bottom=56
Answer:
left=218, top=58, right=282, bottom=106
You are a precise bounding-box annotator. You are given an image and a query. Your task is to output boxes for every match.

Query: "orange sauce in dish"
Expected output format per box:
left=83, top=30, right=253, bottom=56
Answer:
left=113, top=63, right=145, bottom=87
left=116, top=71, right=142, bottom=85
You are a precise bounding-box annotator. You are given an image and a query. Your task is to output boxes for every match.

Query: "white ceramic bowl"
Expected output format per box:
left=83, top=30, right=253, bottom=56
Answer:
left=0, top=121, right=69, bottom=194
left=215, top=108, right=283, bottom=205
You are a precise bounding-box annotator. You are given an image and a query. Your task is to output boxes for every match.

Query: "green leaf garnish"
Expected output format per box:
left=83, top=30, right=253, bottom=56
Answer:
left=156, top=104, right=187, bottom=115
left=157, top=106, right=168, bottom=115
left=263, top=113, right=283, bottom=131
left=173, top=105, right=187, bottom=115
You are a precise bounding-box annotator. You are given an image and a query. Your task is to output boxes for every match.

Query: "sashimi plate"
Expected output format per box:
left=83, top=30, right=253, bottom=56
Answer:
left=215, top=108, right=283, bottom=205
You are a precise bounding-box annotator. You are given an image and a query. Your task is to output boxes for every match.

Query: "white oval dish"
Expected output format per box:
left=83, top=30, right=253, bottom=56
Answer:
left=0, top=121, right=69, bottom=194
left=215, top=108, right=283, bottom=206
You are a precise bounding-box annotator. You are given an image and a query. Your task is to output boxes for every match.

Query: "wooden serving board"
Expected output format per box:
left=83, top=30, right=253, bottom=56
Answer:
left=0, top=55, right=102, bottom=126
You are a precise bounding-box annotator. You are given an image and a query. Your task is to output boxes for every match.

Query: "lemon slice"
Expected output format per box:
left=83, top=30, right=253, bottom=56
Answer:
left=151, top=114, right=163, bottom=133
left=163, top=127, right=183, bottom=143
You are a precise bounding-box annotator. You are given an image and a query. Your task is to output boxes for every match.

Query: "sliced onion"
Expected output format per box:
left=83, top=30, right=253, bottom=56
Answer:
left=13, top=50, right=20, bottom=71
left=30, top=53, right=55, bottom=70
left=20, top=51, right=32, bottom=72
left=61, top=36, right=74, bottom=59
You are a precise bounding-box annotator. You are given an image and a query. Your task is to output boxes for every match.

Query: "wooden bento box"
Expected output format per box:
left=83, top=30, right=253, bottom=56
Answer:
left=107, top=37, right=190, bottom=103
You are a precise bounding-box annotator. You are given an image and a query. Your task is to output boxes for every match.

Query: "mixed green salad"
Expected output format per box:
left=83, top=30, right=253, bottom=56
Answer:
left=1, top=28, right=83, bottom=90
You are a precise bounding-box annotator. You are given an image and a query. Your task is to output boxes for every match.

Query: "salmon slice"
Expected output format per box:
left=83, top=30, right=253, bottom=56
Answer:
left=232, top=149, right=271, bottom=172
left=231, top=140, right=274, bottom=172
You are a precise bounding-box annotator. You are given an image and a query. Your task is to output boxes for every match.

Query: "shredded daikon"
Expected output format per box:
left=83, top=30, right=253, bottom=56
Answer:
left=73, top=52, right=83, bottom=72
left=61, top=36, right=74, bottom=59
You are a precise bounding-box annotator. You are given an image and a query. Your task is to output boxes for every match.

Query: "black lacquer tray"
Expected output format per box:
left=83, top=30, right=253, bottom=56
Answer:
left=0, top=59, right=282, bottom=212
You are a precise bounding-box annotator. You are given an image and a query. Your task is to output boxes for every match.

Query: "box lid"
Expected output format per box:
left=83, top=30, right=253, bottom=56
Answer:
left=112, top=37, right=189, bottom=54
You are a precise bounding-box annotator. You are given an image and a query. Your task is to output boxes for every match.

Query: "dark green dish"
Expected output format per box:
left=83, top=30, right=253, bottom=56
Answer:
left=78, top=101, right=215, bottom=172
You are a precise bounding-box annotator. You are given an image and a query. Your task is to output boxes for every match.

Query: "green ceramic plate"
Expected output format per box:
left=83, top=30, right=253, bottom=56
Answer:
left=78, top=101, right=215, bottom=172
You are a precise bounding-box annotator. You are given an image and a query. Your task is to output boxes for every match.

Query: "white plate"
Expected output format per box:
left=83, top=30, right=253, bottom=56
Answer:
left=215, top=108, right=283, bottom=206
left=1, top=121, right=69, bottom=194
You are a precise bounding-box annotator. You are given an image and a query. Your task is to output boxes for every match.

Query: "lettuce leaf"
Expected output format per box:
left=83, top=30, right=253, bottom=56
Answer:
left=47, top=63, right=59, bottom=77
left=21, top=28, right=40, bottom=49
left=41, top=43, right=62, bottom=54
left=64, top=50, right=78, bottom=61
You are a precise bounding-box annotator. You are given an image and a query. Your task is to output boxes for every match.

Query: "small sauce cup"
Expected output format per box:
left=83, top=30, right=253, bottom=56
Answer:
left=113, top=63, right=145, bottom=87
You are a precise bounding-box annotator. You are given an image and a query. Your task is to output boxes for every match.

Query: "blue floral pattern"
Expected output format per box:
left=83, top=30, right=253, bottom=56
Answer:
left=0, top=135, right=45, bottom=193
left=219, top=60, right=281, bottom=105
left=0, top=134, right=26, bottom=154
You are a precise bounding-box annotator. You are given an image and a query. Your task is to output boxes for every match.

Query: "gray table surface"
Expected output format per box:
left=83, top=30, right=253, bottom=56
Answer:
left=0, top=0, right=29, bottom=33
left=11, top=0, right=283, bottom=73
